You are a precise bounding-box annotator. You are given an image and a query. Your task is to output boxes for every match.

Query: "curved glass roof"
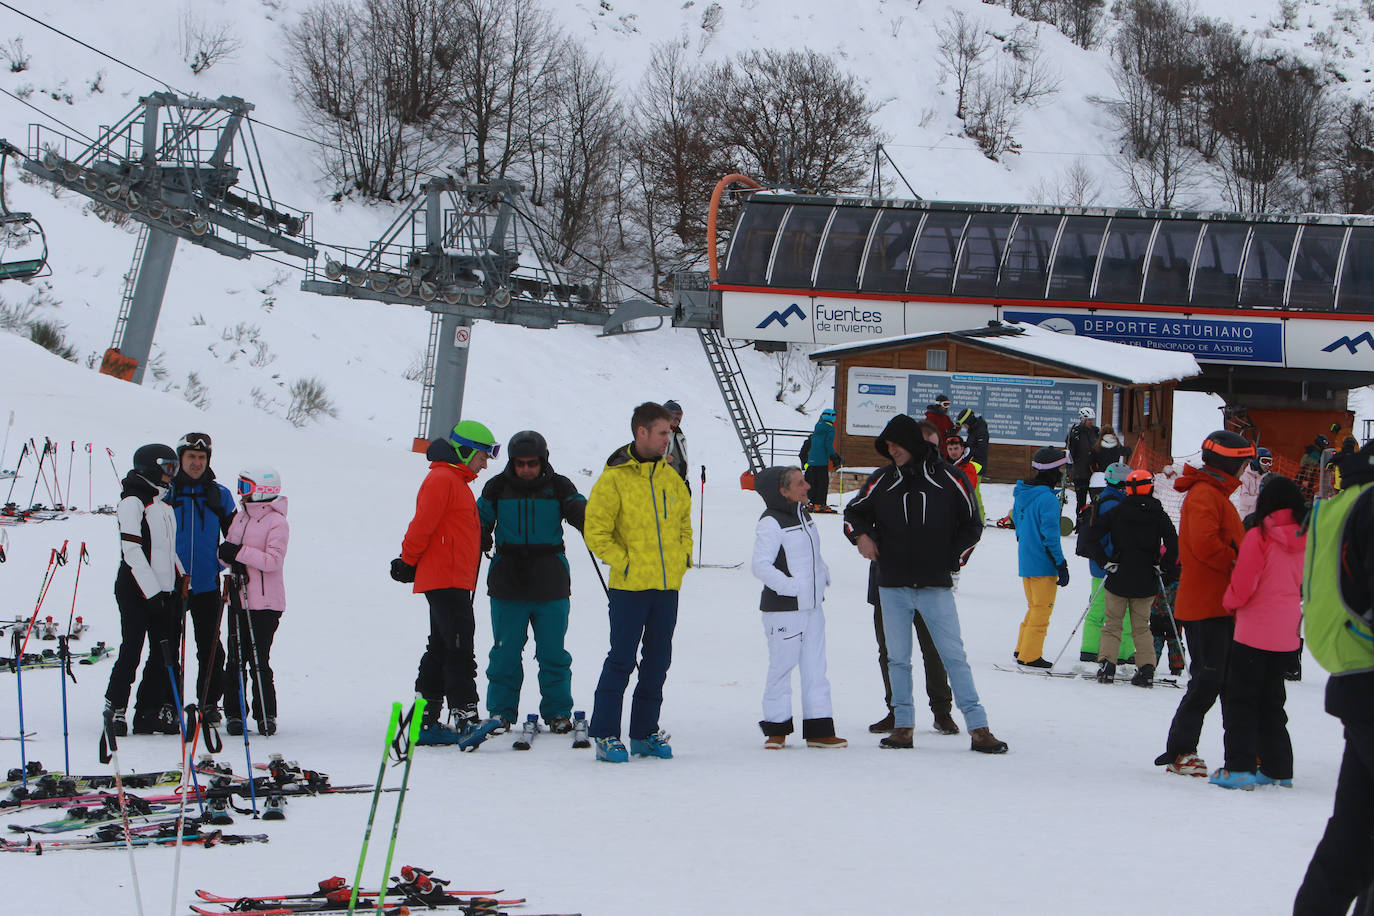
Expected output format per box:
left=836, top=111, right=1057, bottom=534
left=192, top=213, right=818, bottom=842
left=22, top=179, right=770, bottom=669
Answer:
left=718, top=192, right=1374, bottom=313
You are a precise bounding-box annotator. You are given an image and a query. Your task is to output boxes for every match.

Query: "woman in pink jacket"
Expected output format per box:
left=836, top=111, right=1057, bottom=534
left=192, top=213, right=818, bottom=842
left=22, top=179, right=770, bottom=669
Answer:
left=1211, top=475, right=1305, bottom=790
left=219, top=466, right=289, bottom=737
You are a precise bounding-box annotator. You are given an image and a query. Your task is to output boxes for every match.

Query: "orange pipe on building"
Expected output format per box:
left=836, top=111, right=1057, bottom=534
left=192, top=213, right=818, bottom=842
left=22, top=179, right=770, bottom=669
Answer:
left=706, top=174, right=763, bottom=280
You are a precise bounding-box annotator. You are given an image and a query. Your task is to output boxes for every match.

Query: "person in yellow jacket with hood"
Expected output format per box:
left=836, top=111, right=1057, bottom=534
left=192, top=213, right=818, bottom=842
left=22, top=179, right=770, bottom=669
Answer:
left=584, top=402, right=693, bottom=762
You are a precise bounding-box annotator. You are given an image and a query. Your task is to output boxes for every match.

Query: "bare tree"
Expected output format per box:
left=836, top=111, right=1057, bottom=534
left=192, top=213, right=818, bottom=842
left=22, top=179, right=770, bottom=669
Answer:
left=936, top=11, right=991, bottom=120
left=180, top=9, right=242, bottom=74
left=699, top=49, right=884, bottom=192
left=965, top=69, right=1022, bottom=160
left=1031, top=158, right=1102, bottom=206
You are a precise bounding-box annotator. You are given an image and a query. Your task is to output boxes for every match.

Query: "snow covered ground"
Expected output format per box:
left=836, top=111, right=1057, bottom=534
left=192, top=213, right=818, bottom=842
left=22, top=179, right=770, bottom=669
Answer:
left=0, top=328, right=1348, bottom=915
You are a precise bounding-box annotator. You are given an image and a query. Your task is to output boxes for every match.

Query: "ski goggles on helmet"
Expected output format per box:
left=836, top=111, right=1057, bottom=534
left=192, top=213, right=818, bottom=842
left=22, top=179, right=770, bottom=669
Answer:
left=237, top=477, right=282, bottom=500
left=450, top=434, right=500, bottom=459
left=177, top=432, right=212, bottom=453
left=156, top=458, right=178, bottom=476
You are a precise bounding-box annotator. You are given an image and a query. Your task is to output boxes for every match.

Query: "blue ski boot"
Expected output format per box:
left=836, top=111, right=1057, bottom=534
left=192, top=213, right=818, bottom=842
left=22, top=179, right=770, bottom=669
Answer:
left=457, top=718, right=503, bottom=752
left=1208, top=768, right=1257, bottom=790
left=629, top=730, right=673, bottom=759
left=594, top=737, right=628, bottom=763
left=417, top=719, right=463, bottom=746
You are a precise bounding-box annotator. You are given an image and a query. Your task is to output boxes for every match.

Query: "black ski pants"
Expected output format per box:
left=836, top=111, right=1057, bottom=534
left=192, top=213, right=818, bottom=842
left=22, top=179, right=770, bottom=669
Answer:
left=1221, top=641, right=1293, bottom=778
left=805, top=464, right=830, bottom=507
left=873, top=601, right=953, bottom=718
left=414, top=588, right=478, bottom=720
left=105, top=567, right=178, bottom=712
left=1164, top=615, right=1233, bottom=758
left=223, top=607, right=281, bottom=721
left=1071, top=477, right=1091, bottom=519
left=1295, top=720, right=1374, bottom=915
left=187, top=588, right=227, bottom=712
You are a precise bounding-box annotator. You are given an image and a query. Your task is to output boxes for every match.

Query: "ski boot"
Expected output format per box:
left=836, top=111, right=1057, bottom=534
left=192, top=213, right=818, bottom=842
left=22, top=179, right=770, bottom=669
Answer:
left=1130, top=663, right=1156, bottom=688
left=1208, top=768, right=1257, bottom=790
left=201, top=706, right=223, bottom=728
left=257, top=716, right=277, bottom=737
left=512, top=714, right=539, bottom=751
left=1096, top=660, right=1116, bottom=684
left=594, top=737, right=628, bottom=763
left=416, top=708, right=464, bottom=746
left=102, top=702, right=127, bottom=738
left=629, top=730, right=673, bottom=759
left=456, top=717, right=503, bottom=752
left=262, top=792, right=287, bottom=820
left=571, top=710, right=591, bottom=749
left=546, top=715, right=573, bottom=734
left=226, top=717, right=244, bottom=737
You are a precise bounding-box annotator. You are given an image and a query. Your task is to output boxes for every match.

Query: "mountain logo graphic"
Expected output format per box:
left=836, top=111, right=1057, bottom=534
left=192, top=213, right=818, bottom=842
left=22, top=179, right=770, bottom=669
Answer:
left=757, top=303, right=806, bottom=329
left=1323, top=332, right=1374, bottom=354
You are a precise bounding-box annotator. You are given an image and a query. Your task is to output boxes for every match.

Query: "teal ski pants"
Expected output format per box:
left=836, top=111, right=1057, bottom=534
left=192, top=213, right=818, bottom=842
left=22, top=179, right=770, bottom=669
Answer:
left=485, top=597, right=573, bottom=723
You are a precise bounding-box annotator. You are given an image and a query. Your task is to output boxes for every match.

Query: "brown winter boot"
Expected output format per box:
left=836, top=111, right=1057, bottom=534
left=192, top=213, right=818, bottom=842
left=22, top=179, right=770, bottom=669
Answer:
left=880, top=727, right=914, bottom=749
left=806, top=735, right=848, bottom=749
left=970, top=727, right=1009, bottom=754
left=868, top=711, right=895, bottom=733
left=933, top=713, right=960, bottom=735
left=764, top=734, right=786, bottom=750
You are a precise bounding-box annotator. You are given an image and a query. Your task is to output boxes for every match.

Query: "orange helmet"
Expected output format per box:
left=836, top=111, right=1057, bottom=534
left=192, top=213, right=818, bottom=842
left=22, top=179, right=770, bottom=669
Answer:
left=1123, top=468, right=1155, bottom=497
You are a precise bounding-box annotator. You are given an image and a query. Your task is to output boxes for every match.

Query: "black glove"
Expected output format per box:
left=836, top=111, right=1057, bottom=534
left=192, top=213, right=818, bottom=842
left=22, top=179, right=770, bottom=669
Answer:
left=1157, top=563, right=1181, bottom=586
left=831, top=454, right=843, bottom=469
left=1056, top=563, right=1070, bottom=587
left=218, top=542, right=241, bottom=564
left=480, top=530, right=494, bottom=554
left=390, top=557, right=416, bottom=583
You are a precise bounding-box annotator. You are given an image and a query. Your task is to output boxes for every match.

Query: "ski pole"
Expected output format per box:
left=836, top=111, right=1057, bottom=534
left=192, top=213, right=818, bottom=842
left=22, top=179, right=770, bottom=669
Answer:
left=1156, top=571, right=1188, bottom=671
left=57, top=543, right=89, bottom=776
left=195, top=587, right=231, bottom=753
left=106, top=447, right=120, bottom=487
left=47, top=438, right=62, bottom=508
left=5, top=442, right=26, bottom=504
left=1049, top=576, right=1106, bottom=669
left=375, top=700, right=425, bottom=916
left=237, top=575, right=271, bottom=740
left=86, top=443, right=92, bottom=512
left=0, top=409, right=12, bottom=471
left=347, top=702, right=403, bottom=915
left=698, top=465, right=706, bottom=568
left=226, top=576, right=258, bottom=817
left=25, top=438, right=45, bottom=509
left=16, top=541, right=67, bottom=787
left=583, top=541, right=608, bottom=599
left=64, top=441, right=74, bottom=510
left=97, top=714, right=147, bottom=916
left=160, top=639, right=205, bottom=818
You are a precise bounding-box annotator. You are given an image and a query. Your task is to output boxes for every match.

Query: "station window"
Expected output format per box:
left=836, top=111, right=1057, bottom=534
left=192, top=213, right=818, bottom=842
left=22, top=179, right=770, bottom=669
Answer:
left=721, top=203, right=788, bottom=286
left=1094, top=218, right=1155, bottom=303
left=954, top=213, right=1016, bottom=296
left=1191, top=223, right=1248, bottom=306
left=998, top=214, right=1061, bottom=299
left=1048, top=216, right=1107, bottom=299
left=1339, top=227, right=1374, bottom=313
left=1143, top=222, right=1202, bottom=307
left=908, top=211, right=968, bottom=295
left=814, top=207, right=877, bottom=291
left=768, top=205, right=833, bottom=289
left=1238, top=224, right=1298, bottom=307
left=861, top=208, right=923, bottom=292
left=1286, top=225, right=1343, bottom=310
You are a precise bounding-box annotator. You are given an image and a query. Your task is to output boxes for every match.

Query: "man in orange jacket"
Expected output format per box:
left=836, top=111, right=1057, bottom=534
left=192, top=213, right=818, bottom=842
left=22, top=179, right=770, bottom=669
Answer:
left=1154, top=430, right=1254, bottom=776
left=392, top=419, right=498, bottom=745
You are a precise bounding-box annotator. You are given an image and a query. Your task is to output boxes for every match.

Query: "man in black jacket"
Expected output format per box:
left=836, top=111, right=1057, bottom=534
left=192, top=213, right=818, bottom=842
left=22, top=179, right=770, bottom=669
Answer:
left=843, top=413, right=1008, bottom=754
left=1065, top=407, right=1100, bottom=519
left=955, top=407, right=990, bottom=468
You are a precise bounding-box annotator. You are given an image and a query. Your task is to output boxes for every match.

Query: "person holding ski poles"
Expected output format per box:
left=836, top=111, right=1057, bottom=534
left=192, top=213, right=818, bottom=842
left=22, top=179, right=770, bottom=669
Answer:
left=103, top=444, right=184, bottom=737
left=1075, top=462, right=1133, bottom=666
left=219, top=467, right=288, bottom=737
left=477, top=430, right=587, bottom=734
left=1087, top=469, right=1177, bottom=686
left=1154, top=430, right=1253, bottom=777
left=1010, top=447, right=1071, bottom=669
left=164, top=432, right=235, bottom=729
left=584, top=402, right=693, bottom=763
left=750, top=465, right=846, bottom=750
left=392, top=420, right=500, bottom=747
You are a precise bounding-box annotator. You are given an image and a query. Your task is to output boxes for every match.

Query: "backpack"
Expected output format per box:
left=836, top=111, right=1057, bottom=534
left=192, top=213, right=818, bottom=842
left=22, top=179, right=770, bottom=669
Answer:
left=799, top=435, right=812, bottom=467
left=1304, top=482, right=1374, bottom=676
left=1074, top=490, right=1117, bottom=561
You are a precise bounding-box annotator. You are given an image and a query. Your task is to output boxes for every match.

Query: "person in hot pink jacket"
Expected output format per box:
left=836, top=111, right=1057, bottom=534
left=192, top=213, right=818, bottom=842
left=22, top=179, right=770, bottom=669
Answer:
left=219, top=467, right=289, bottom=737
left=1212, top=476, right=1306, bottom=790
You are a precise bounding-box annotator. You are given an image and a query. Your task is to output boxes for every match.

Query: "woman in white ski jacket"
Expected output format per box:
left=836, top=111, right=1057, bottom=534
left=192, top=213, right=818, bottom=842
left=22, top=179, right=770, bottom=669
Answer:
left=750, top=465, right=846, bottom=749
left=103, top=444, right=184, bottom=737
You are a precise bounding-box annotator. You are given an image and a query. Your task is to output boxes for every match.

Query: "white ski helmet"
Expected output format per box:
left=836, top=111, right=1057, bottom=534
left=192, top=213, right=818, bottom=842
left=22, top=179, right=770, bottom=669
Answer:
left=1078, top=406, right=1096, bottom=420
left=236, top=466, right=282, bottom=502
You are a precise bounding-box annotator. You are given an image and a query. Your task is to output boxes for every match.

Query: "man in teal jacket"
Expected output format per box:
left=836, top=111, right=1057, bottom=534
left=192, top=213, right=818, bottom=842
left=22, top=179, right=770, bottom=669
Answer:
left=477, top=430, right=587, bottom=733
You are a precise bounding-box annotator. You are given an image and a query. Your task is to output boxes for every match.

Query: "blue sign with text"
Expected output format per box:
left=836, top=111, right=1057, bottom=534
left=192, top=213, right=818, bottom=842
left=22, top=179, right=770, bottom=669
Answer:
left=1003, top=310, right=1283, bottom=363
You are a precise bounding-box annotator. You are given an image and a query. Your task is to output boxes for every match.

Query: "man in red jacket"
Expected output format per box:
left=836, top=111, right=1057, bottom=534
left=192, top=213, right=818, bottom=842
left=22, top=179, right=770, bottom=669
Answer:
left=392, top=419, right=498, bottom=745
left=1154, top=429, right=1254, bottom=776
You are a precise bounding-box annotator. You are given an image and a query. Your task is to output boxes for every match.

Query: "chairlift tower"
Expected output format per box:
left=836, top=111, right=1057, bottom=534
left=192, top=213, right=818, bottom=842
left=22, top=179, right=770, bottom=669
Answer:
left=17, top=92, right=318, bottom=383
left=301, top=177, right=669, bottom=447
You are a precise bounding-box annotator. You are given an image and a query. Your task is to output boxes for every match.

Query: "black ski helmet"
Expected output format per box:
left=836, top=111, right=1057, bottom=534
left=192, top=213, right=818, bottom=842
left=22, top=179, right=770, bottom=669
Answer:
left=1031, top=447, right=1068, bottom=471
left=507, top=430, right=549, bottom=463
left=132, top=443, right=177, bottom=482
left=1201, top=429, right=1255, bottom=477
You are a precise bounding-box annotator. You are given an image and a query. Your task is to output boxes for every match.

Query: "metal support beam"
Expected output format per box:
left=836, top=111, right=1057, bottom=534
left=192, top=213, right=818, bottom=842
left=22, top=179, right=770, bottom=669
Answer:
left=123, top=228, right=178, bottom=384
left=427, top=314, right=473, bottom=442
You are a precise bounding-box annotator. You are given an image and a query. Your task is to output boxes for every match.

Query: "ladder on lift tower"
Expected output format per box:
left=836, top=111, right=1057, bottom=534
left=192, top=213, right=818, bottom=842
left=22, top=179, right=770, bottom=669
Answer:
left=110, top=222, right=150, bottom=351
left=416, top=312, right=443, bottom=443
left=697, top=328, right=766, bottom=476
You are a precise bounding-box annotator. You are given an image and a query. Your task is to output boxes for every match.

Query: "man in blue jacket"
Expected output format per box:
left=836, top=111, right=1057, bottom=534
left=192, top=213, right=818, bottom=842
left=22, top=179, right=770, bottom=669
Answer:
left=477, top=430, right=587, bottom=733
left=805, top=408, right=842, bottom=513
left=161, top=432, right=235, bottom=728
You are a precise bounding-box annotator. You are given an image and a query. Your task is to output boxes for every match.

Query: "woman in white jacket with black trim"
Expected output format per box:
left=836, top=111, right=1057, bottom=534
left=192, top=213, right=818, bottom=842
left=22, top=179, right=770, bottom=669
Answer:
left=103, top=444, right=184, bottom=737
left=750, top=465, right=846, bottom=749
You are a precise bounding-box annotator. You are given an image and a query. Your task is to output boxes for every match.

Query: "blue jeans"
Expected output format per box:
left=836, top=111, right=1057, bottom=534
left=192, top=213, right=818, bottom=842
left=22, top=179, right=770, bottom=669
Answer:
left=589, top=589, right=679, bottom=741
left=878, top=586, right=987, bottom=732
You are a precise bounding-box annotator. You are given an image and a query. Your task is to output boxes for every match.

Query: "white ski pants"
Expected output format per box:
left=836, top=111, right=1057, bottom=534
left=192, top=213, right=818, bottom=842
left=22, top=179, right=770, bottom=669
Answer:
left=760, top=607, right=833, bottom=725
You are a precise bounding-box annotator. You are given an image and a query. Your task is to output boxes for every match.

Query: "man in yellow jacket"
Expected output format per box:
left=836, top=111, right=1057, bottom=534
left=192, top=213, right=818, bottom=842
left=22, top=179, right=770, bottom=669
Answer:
left=585, top=402, right=693, bottom=762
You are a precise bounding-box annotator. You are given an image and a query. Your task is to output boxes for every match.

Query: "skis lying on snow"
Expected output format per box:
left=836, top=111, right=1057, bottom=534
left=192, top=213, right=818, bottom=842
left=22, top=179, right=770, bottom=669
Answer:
left=0, top=824, right=266, bottom=853
left=992, top=664, right=1181, bottom=688
left=194, top=869, right=503, bottom=905
left=4, top=766, right=182, bottom=799
left=1, top=641, right=110, bottom=672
